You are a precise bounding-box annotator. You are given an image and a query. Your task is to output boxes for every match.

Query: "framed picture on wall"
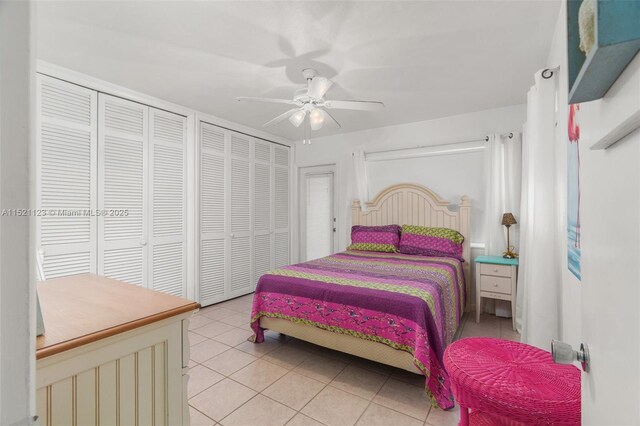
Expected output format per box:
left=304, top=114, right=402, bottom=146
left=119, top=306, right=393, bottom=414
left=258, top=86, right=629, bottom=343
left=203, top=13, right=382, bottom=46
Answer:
left=568, top=104, right=582, bottom=280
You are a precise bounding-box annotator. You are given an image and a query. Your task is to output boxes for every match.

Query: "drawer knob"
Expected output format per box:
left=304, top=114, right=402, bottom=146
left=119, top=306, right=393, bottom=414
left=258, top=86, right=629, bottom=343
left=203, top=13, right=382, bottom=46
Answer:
left=493, top=283, right=498, bottom=287
left=493, top=268, right=499, bottom=272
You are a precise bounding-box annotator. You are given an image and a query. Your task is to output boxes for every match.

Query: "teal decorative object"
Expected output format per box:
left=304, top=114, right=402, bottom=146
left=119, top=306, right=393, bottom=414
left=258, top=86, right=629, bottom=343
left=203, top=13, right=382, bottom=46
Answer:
left=567, top=0, right=640, bottom=104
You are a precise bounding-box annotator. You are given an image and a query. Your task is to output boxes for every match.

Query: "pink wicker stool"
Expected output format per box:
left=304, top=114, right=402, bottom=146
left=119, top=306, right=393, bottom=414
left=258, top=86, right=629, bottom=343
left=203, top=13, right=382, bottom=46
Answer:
left=443, top=338, right=580, bottom=426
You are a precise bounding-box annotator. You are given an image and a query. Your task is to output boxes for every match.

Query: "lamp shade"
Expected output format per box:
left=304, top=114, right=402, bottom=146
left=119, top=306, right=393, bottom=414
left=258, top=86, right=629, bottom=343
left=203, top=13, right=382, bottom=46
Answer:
left=289, top=110, right=306, bottom=127
left=502, top=213, right=517, bottom=226
left=309, top=108, right=325, bottom=130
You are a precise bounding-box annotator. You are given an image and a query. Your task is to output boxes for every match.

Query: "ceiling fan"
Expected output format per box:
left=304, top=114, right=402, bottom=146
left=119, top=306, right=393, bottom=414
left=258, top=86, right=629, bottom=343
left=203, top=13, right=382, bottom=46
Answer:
left=236, top=68, right=385, bottom=132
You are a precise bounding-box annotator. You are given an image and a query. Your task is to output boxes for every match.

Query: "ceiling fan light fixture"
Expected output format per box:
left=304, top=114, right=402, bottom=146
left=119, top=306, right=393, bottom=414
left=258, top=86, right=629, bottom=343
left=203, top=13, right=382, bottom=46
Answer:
left=237, top=69, right=384, bottom=135
left=289, top=110, right=306, bottom=127
left=309, top=108, right=325, bottom=131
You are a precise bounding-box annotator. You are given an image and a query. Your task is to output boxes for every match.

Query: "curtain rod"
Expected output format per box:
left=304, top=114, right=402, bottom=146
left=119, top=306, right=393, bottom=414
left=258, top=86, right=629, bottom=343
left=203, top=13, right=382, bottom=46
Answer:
left=356, top=132, right=515, bottom=157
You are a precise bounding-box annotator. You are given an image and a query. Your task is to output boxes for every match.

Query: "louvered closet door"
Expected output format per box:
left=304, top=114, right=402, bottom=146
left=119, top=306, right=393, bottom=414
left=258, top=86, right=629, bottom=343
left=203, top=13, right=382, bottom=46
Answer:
left=273, top=145, right=290, bottom=268
left=149, top=109, right=187, bottom=297
left=97, top=94, right=148, bottom=287
left=253, top=140, right=272, bottom=286
left=199, top=123, right=228, bottom=305
left=36, top=75, right=98, bottom=278
left=229, top=132, right=253, bottom=297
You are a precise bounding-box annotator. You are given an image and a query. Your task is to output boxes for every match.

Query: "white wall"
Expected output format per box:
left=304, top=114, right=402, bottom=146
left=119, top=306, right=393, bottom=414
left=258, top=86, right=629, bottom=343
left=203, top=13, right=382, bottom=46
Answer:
left=0, top=1, right=35, bottom=424
left=367, top=150, right=486, bottom=242
left=294, top=104, right=526, bottom=255
left=545, top=1, right=581, bottom=349
left=547, top=2, right=640, bottom=423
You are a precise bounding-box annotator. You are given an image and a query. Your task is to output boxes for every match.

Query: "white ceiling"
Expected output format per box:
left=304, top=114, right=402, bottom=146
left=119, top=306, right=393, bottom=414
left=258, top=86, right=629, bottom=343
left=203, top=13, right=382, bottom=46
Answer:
left=37, top=1, right=561, bottom=141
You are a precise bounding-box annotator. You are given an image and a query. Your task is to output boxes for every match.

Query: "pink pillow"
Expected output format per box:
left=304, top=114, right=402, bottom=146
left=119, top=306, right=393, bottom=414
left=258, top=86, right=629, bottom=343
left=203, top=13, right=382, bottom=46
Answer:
left=347, top=225, right=401, bottom=253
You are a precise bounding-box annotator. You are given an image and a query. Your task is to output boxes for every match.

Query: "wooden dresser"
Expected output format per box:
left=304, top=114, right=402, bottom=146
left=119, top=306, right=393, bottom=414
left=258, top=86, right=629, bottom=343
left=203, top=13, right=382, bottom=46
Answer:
left=36, top=274, right=199, bottom=425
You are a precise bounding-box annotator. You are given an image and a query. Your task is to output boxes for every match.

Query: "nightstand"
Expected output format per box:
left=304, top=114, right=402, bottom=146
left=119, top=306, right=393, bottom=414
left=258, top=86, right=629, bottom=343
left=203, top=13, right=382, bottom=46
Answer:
left=475, top=255, right=518, bottom=330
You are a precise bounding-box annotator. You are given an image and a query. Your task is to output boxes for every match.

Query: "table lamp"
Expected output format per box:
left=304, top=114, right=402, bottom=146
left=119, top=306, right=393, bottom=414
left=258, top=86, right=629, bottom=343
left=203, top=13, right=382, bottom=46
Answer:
left=502, top=213, right=518, bottom=259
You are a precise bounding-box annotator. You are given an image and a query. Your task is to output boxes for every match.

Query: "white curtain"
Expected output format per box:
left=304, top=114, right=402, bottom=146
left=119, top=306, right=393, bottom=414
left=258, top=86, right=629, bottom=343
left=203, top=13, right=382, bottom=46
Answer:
left=352, top=149, right=369, bottom=211
left=484, top=133, right=522, bottom=255
left=516, top=69, right=561, bottom=349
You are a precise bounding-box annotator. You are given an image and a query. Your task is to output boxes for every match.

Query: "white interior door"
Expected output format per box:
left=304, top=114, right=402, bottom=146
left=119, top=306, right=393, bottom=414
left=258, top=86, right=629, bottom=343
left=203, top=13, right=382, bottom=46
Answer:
left=149, top=108, right=187, bottom=297
left=273, top=145, right=290, bottom=268
left=579, top=122, right=640, bottom=424
left=253, top=139, right=273, bottom=285
left=97, top=94, right=148, bottom=286
left=199, top=122, right=227, bottom=305
left=229, top=132, right=253, bottom=297
left=36, top=75, right=98, bottom=278
left=299, top=165, right=336, bottom=262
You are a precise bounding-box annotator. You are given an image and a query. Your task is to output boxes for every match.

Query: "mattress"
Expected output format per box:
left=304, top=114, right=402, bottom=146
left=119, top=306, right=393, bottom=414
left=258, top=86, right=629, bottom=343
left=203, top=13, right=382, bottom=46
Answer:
left=250, top=250, right=465, bottom=409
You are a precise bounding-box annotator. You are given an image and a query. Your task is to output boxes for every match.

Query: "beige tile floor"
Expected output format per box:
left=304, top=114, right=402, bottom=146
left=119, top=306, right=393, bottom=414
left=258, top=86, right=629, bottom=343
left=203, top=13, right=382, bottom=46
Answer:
left=188, top=294, right=520, bottom=426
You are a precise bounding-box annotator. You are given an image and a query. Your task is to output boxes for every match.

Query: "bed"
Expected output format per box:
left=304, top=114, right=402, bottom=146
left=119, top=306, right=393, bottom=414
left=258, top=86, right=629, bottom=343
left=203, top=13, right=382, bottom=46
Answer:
left=250, top=184, right=471, bottom=409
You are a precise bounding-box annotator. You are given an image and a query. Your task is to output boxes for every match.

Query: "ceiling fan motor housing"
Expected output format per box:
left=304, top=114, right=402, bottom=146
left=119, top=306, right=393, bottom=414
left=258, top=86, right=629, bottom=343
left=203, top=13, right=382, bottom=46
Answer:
left=301, top=68, right=318, bottom=81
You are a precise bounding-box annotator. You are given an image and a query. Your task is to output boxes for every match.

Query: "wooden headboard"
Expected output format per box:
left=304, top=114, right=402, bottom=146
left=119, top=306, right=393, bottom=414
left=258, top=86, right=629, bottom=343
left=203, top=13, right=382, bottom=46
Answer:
left=352, top=183, right=471, bottom=312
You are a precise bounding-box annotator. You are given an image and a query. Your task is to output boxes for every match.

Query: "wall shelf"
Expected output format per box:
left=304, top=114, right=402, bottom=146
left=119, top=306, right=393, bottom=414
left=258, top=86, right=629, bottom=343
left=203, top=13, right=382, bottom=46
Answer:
left=590, top=108, right=640, bottom=150
left=567, top=0, right=640, bottom=104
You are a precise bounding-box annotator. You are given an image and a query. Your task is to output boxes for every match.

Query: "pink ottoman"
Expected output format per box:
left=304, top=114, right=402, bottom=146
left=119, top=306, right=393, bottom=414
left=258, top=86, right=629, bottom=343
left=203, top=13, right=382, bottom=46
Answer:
left=443, top=338, right=580, bottom=426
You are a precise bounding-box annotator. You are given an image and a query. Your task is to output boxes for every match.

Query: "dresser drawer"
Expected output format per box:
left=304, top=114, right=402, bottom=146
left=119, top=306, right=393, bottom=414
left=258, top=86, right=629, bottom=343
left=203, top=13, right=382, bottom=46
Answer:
left=480, top=275, right=512, bottom=295
left=480, top=263, right=512, bottom=278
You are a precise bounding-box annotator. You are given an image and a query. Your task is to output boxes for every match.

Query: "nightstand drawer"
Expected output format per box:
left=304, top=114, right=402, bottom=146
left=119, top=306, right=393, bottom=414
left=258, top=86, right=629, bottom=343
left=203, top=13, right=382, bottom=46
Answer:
left=480, top=263, right=512, bottom=278
left=480, top=275, right=512, bottom=294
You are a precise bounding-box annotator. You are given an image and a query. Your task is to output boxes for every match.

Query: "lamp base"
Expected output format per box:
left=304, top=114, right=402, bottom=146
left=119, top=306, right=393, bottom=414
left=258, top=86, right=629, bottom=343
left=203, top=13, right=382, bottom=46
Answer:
left=503, top=250, right=519, bottom=259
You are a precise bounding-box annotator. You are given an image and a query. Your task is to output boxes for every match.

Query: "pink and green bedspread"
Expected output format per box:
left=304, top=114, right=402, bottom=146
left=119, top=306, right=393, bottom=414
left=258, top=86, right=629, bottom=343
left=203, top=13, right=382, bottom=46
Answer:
left=250, top=250, right=465, bottom=409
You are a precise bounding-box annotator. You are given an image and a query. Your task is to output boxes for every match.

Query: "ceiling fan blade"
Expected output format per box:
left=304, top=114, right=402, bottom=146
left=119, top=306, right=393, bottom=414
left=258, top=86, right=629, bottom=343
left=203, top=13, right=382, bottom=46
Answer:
left=263, top=108, right=300, bottom=127
left=322, top=109, right=341, bottom=129
left=307, top=77, right=333, bottom=99
left=323, top=100, right=385, bottom=111
left=236, top=96, right=295, bottom=105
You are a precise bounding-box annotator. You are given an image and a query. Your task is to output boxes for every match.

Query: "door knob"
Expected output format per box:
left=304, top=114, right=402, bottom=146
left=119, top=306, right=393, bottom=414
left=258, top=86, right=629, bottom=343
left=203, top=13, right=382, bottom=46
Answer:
left=140, top=239, right=147, bottom=246
left=551, top=340, right=590, bottom=372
